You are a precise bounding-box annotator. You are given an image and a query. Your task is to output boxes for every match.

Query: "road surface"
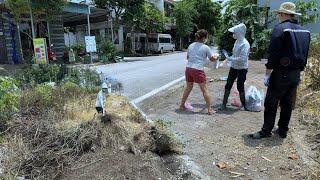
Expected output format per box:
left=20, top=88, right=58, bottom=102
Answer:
left=95, top=48, right=218, bottom=100
left=95, top=52, right=188, bottom=100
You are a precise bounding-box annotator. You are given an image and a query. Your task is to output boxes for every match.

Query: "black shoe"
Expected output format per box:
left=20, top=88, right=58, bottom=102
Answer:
left=249, top=131, right=272, bottom=139
left=240, top=92, right=249, bottom=111
left=274, top=129, right=287, bottom=138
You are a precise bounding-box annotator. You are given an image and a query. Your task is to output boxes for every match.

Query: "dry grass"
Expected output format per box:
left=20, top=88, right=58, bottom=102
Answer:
left=298, top=42, right=320, bottom=128
left=296, top=42, right=320, bottom=179
left=2, top=93, right=183, bottom=179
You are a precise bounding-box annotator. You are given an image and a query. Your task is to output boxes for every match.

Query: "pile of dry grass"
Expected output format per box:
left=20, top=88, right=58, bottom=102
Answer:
left=2, top=93, right=183, bottom=179
left=298, top=41, right=320, bottom=129
left=296, top=41, right=320, bottom=179
left=304, top=42, right=320, bottom=90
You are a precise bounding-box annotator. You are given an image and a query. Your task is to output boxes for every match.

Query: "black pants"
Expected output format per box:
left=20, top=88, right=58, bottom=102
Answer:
left=262, top=69, right=300, bottom=134
left=225, top=68, right=248, bottom=93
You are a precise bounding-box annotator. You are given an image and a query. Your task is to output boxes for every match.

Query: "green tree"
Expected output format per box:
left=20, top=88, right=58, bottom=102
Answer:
left=218, top=0, right=320, bottom=59
left=296, top=0, right=320, bottom=25
left=173, top=0, right=198, bottom=49
left=94, top=0, right=145, bottom=41
left=190, top=0, right=222, bottom=35
left=5, top=0, right=67, bottom=23
left=131, top=2, right=168, bottom=53
left=217, top=0, right=269, bottom=59
left=134, top=3, right=167, bottom=33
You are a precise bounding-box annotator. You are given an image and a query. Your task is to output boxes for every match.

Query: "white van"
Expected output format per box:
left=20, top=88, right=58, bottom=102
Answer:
left=148, top=33, right=175, bottom=54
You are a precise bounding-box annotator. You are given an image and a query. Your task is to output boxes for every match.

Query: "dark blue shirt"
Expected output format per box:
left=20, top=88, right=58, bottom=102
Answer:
left=266, top=19, right=311, bottom=71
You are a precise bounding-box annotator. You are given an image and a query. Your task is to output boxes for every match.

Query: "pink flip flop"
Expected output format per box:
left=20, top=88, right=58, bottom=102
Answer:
left=185, top=102, right=193, bottom=110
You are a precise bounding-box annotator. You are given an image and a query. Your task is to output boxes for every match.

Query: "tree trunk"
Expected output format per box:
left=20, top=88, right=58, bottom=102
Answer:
left=16, top=24, right=24, bottom=63
left=29, top=1, right=35, bottom=38
left=180, top=37, right=183, bottom=50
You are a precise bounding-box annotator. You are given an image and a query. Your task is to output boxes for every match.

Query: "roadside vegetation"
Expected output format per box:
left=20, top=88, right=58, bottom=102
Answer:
left=297, top=40, right=320, bottom=179
left=0, top=65, right=183, bottom=179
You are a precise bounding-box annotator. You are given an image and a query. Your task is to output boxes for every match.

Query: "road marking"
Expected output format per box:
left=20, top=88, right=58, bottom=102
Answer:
left=130, top=76, right=185, bottom=104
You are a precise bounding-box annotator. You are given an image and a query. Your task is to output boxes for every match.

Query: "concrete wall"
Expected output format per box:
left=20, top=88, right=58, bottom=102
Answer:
left=65, top=21, right=124, bottom=51
left=258, top=0, right=320, bottom=32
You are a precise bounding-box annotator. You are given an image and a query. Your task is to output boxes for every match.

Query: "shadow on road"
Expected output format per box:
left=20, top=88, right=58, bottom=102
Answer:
left=174, top=108, right=209, bottom=115
left=212, top=104, right=239, bottom=115
left=241, top=134, right=284, bottom=147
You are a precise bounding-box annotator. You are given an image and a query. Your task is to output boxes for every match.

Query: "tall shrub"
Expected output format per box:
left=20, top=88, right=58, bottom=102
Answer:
left=0, top=77, right=20, bottom=130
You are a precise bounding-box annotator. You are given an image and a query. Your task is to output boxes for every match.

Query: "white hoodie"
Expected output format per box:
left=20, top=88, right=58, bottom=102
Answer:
left=228, top=23, right=250, bottom=70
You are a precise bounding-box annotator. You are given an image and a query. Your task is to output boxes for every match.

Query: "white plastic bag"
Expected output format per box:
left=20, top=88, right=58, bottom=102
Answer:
left=245, top=86, right=264, bottom=112
left=215, top=60, right=220, bottom=69
left=205, top=60, right=219, bottom=69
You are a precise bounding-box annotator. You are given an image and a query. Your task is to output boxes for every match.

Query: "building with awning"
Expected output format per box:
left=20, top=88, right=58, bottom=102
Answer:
left=0, top=0, right=110, bottom=64
left=62, top=2, right=123, bottom=50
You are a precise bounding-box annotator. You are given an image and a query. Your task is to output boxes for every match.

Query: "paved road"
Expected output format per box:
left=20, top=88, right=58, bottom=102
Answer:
left=95, top=47, right=218, bottom=100
left=94, top=52, right=188, bottom=100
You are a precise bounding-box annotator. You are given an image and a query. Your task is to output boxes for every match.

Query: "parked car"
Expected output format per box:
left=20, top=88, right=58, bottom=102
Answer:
left=148, top=33, right=175, bottom=54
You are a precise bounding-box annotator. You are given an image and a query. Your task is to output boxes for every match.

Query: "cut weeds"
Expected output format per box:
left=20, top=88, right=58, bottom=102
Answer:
left=1, top=85, right=183, bottom=179
left=295, top=41, right=320, bottom=179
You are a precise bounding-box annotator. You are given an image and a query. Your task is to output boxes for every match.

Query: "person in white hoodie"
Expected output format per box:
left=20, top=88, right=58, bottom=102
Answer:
left=220, top=23, right=251, bottom=110
left=95, top=82, right=109, bottom=115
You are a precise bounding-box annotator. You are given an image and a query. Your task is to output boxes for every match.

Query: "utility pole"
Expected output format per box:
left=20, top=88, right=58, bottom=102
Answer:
left=86, top=2, right=93, bottom=64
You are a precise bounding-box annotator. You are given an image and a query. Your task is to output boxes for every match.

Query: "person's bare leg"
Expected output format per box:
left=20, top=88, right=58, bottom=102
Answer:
left=199, top=83, right=215, bottom=114
left=180, top=82, right=194, bottom=109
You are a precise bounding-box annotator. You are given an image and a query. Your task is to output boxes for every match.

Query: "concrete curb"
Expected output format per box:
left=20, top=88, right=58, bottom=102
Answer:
left=178, top=155, right=211, bottom=180
left=129, top=77, right=211, bottom=179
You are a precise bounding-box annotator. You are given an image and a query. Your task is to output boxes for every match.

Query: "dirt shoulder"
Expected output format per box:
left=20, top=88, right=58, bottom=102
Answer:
left=59, top=150, right=173, bottom=180
left=139, top=61, right=318, bottom=179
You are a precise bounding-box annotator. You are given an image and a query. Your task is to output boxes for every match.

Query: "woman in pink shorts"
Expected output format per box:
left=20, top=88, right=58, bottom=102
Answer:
left=180, top=29, right=219, bottom=115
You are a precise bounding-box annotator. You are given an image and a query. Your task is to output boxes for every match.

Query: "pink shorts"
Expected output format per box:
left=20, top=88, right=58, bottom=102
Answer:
left=185, top=67, right=206, bottom=83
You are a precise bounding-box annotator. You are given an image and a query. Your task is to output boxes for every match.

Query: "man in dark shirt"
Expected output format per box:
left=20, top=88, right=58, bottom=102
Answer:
left=250, top=2, right=311, bottom=139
